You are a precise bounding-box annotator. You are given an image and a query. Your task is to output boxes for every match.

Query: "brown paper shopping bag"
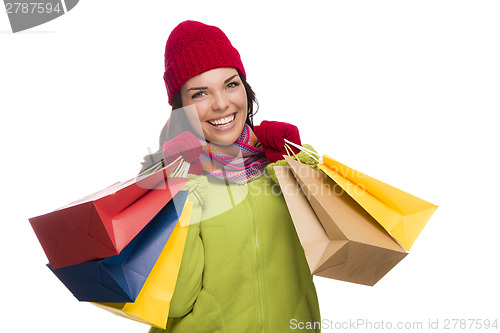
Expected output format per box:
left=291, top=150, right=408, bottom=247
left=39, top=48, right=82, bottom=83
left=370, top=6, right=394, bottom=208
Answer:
left=283, top=139, right=437, bottom=251
left=275, top=157, right=407, bottom=286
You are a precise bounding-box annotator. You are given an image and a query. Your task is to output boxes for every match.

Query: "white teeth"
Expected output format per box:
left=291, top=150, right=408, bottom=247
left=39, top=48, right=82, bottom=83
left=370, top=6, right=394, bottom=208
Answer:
left=210, top=114, right=235, bottom=126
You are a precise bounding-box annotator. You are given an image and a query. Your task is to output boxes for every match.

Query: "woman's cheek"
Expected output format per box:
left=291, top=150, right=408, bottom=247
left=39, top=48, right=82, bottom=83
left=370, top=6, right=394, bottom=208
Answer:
left=184, top=102, right=207, bottom=138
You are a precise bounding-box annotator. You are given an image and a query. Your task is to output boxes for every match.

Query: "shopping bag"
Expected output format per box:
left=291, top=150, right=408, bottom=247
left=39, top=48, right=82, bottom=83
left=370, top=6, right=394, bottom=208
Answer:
left=283, top=140, right=437, bottom=251
left=47, top=191, right=189, bottom=302
left=93, top=200, right=193, bottom=329
left=275, top=159, right=407, bottom=286
left=318, top=155, right=437, bottom=250
left=29, top=162, right=188, bottom=269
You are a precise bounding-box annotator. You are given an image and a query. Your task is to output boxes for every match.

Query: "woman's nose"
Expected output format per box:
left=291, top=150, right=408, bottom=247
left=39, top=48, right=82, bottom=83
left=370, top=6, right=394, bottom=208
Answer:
left=212, top=92, right=229, bottom=111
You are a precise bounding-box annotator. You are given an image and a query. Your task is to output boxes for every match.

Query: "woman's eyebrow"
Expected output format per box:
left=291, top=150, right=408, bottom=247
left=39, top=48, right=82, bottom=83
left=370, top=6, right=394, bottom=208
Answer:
left=224, top=74, right=238, bottom=83
left=187, top=86, right=207, bottom=92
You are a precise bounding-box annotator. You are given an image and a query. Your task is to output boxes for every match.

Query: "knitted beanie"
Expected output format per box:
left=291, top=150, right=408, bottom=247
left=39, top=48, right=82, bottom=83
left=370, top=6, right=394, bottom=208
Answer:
left=163, top=20, right=246, bottom=105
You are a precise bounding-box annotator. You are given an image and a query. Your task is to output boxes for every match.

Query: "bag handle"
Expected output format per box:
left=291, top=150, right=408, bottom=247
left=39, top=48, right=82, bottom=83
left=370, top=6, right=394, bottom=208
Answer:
left=169, top=157, right=190, bottom=178
left=138, top=156, right=191, bottom=178
left=283, top=139, right=322, bottom=163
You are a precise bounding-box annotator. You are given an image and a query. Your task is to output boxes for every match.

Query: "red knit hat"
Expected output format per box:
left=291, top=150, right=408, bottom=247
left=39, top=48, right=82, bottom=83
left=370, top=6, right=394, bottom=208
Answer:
left=163, top=20, right=247, bottom=105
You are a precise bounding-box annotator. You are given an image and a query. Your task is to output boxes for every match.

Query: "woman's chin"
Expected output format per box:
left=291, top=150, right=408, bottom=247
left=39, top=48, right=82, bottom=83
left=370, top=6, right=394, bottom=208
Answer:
left=206, top=133, right=240, bottom=145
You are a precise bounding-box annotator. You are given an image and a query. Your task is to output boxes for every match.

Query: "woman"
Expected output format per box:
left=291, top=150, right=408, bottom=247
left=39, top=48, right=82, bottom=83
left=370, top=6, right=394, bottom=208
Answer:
left=143, top=20, right=321, bottom=333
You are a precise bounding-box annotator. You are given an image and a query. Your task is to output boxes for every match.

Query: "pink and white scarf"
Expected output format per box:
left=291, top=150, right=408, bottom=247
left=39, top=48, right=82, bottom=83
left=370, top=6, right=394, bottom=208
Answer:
left=199, top=124, right=269, bottom=184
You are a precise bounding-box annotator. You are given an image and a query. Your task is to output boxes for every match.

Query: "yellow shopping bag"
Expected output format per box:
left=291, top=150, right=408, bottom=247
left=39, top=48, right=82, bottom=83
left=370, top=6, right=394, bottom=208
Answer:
left=94, top=201, right=193, bottom=329
left=318, top=155, right=437, bottom=250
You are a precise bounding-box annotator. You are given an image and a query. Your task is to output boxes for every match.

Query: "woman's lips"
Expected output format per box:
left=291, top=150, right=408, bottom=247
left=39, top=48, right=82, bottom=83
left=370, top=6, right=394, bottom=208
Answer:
left=207, top=113, right=236, bottom=129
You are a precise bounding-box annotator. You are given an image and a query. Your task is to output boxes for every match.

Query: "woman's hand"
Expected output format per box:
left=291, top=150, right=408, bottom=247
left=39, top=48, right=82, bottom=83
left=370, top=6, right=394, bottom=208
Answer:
left=163, top=131, right=203, bottom=175
left=253, top=121, right=302, bottom=163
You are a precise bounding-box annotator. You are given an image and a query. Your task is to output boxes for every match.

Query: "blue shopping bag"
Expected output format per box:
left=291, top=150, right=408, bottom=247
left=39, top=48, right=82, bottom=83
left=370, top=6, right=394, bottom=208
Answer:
left=48, top=190, right=189, bottom=302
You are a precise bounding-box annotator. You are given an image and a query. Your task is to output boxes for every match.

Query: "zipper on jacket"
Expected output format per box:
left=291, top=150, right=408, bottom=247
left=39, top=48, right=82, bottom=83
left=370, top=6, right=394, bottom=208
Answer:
left=247, top=188, right=265, bottom=333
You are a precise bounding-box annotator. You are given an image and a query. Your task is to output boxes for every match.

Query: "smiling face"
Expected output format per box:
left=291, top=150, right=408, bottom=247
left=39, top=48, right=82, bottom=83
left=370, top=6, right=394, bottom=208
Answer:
left=180, top=67, right=248, bottom=145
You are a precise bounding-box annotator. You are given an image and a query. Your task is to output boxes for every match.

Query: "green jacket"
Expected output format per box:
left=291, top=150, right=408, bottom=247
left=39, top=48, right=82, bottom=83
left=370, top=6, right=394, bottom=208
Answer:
left=149, top=170, right=321, bottom=333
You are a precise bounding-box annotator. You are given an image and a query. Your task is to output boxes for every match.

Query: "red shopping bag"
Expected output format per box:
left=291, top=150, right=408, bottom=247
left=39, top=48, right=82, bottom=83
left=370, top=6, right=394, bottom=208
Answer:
left=29, top=163, right=188, bottom=269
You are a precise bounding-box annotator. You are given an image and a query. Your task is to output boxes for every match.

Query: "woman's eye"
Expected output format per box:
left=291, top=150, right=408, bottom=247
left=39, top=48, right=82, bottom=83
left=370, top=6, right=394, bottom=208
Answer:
left=192, top=91, right=206, bottom=99
left=227, top=81, right=240, bottom=89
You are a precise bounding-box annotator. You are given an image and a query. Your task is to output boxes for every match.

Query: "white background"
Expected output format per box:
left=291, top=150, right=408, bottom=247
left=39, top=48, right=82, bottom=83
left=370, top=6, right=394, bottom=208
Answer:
left=1, top=1, right=499, bottom=332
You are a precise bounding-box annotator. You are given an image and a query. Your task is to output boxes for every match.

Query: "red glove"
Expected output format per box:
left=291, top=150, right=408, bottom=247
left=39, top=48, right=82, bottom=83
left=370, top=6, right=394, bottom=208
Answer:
left=253, top=121, right=302, bottom=163
left=163, top=131, right=203, bottom=175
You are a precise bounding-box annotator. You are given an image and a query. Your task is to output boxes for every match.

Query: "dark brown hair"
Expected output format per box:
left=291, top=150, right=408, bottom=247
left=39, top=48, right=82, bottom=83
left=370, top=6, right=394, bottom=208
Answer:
left=138, top=73, right=258, bottom=174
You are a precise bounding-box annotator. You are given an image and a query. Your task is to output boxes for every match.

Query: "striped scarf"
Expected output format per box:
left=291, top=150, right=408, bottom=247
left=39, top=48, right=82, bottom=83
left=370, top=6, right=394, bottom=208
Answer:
left=199, top=124, right=269, bottom=184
